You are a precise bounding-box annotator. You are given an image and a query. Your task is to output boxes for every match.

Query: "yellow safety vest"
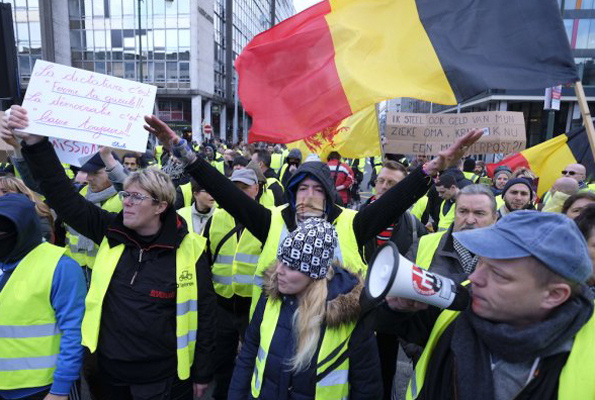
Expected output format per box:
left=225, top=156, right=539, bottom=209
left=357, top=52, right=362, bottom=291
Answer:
left=410, top=195, right=429, bottom=220
left=81, top=233, right=206, bottom=380
left=250, top=205, right=367, bottom=317
left=279, top=164, right=290, bottom=188
left=407, top=303, right=595, bottom=400
left=62, top=163, right=74, bottom=180
left=0, top=243, right=66, bottom=389
left=180, top=182, right=193, bottom=207
left=251, top=297, right=356, bottom=399
left=437, top=200, right=455, bottom=231
left=209, top=209, right=263, bottom=298
left=155, top=145, right=164, bottom=167
left=211, top=159, right=225, bottom=175
left=177, top=205, right=196, bottom=234
left=260, top=177, right=282, bottom=207
left=415, top=231, right=448, bottom=270
left=270, top=154, right=284, bottom=173
left=350, top=158, right=366, bottom=173
left=495, top=195, right=505, bottom=209
left=65, top=186, right=122, bottom=269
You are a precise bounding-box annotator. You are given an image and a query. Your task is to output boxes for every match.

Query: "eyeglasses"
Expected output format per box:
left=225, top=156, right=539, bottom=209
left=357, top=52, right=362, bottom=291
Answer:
left=118, top=191, right=158, bottom=205
left=561, top=170, right=578, bottom=176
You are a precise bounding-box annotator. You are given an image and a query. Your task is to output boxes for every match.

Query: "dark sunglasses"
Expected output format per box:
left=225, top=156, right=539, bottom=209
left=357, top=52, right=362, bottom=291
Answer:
left=561, top=170, right=578, bottom=176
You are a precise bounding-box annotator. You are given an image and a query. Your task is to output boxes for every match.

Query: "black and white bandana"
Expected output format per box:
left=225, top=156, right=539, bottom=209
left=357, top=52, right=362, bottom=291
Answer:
left=277, top=218, right=338, bottom=279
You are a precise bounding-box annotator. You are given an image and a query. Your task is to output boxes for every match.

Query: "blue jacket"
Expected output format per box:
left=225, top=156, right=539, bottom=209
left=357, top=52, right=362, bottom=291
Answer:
left=0, top=193, right=86, bottom=398
left=228, top=265, right=382, bottom=400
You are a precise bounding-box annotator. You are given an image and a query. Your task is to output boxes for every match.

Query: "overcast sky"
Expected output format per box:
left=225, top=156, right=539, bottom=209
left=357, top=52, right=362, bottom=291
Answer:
left=293, top=0, right=320, bottom=12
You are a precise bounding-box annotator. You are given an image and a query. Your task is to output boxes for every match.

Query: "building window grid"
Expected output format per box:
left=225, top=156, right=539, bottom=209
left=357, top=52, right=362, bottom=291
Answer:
left=69, top=0, right=190, bottom=89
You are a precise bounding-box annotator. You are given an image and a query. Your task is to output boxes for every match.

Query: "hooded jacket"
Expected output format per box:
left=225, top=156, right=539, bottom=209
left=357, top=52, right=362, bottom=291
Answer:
left=20, top=139, right=217, bottom=385
left=184, top=155, right=432, bottom=260
left=0, top=194, right=86, bottom=398
left=228, top=265, right=382, bottom=400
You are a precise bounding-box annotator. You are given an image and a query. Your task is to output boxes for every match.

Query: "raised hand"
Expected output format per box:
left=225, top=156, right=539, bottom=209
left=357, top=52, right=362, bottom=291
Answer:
left=143, top=115, right=179, bottom=150
left=1, top=105, right=44, bottom=146
left=424, top=128, right=484, bottom=176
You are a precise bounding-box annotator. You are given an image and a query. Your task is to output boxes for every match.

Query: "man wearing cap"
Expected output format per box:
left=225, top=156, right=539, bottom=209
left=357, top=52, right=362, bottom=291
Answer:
left=387, top=211, right=595, bottom=399
left=64, top=152, right=122, bottom=280
left=497, top=177, right=534, bottom=219
left=202, top=168, right=265, bottom=400
left=0, top=194, right=86, bottom=400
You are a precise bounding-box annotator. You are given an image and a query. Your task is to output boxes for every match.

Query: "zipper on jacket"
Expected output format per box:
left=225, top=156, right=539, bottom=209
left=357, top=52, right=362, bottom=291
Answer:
left=130, top=249, right=144, bottom=285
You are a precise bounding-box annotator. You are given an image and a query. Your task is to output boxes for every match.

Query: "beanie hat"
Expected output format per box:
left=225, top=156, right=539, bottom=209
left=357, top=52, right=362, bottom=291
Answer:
left=277, top=218, right=338, bottom=280
left=463, top=158, right=476, bottom=172
left=502, top=178, right=534, bottom=201
left=494, top=169, right=512, bottom=181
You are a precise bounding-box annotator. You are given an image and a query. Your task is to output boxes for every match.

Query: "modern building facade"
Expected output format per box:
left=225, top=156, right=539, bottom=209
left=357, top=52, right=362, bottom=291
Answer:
left=1, top=0, right=294, bottom=143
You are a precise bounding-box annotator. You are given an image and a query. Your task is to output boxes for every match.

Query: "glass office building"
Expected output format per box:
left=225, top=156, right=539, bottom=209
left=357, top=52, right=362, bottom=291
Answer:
left=1, top=0, right=294, bottom=141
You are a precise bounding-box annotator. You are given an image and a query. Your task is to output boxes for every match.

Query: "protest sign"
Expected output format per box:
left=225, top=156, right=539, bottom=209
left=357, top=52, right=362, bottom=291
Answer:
left=50, top=138, right=100, bottom=167
left=385, top=111, right=526, bottom=155
left=19, top=60, right=156, bottom=153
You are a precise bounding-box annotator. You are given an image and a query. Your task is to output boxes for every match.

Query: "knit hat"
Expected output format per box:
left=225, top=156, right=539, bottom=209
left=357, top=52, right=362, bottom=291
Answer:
left=277, top=218, right=338, bottom=279
left=502, top=178, right=534, bottom=201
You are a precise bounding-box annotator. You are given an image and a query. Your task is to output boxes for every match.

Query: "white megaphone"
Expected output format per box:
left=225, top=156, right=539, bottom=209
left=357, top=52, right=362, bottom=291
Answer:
left=365, top=242, right=470, bottom=311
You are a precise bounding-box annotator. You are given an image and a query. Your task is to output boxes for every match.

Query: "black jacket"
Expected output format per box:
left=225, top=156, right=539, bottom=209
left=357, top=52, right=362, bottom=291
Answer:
left=360, top=197, right=427, bottom=263
left=185, top=156, right=432, bottom=250
left=21, top=139, right=217, bottom=384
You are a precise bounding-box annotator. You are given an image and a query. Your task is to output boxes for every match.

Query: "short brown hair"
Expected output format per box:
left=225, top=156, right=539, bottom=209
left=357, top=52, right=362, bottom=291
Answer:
left=382, top=160, right=407, bottom=175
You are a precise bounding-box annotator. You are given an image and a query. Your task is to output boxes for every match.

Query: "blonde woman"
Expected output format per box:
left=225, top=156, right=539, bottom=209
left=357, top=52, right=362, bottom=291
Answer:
left=0, top=175, right=54, bottom=243
left=229, top=218, right=381, bottom=399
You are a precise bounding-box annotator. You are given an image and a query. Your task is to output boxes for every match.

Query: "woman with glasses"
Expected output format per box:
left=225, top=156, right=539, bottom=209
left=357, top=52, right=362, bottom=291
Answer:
left=0, top=106, right=217, bottom=400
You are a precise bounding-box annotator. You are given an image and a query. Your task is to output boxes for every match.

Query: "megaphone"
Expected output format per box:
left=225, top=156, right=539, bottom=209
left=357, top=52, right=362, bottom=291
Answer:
left=365, top=242, right=470, bottom=311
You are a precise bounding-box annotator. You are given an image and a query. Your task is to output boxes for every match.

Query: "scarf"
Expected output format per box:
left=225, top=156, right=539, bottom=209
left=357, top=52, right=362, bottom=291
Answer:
left=452, top=237, right=478, bottom=275
left=67, top=185, right=117, bottom=254
left=451, top=287, right=594, bottom=400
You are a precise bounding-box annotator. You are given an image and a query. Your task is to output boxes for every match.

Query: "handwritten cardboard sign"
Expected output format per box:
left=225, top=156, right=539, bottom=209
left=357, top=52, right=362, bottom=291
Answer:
left=50, top=138, right=100, bottom=167
left=19, top=60, right=156, bottom=153
left=385, top=111, right=526, bottom=155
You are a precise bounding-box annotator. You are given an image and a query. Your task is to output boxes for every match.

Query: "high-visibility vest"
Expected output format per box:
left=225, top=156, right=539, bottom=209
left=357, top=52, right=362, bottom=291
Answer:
left=279, top=164, right=290, bottom=188
left=178, top=205, right=196, bottom=234
left=250, top=205, right=367, bottom=317
left=155, top=145, right=164, bottom=167
left=0, top=243, right=66, bottom=389
left=259, top=177, right=282, bottom=207
left=251, top=297, right=356, bottom=399
left=65, top=186, right=122, bottom=269
left=81, top=233, right=206, bottom=380
left=495, top=194, right=505, bottom=209
left=437, top=200, right=455, bottom=231
left=208, top=209, right=263, bottom=298
left=211, top=159, right=225, bottom=175
left=410, top=195, right=429, bottom=220
left=415, top=230, right=447, bottom=270
left=62, top=163, right=74, bottom=180
left=270, top=154, right=284, bottom=173
left=462, top=171, right=477, bottom=182
left=180, top=182, right=193, bottom=207
left=350, top=158, right=366, bottom=173
left=407, top=302, right=595, bottom=400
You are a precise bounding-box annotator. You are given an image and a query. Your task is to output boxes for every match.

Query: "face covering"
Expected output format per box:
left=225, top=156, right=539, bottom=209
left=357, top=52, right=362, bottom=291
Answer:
left=0, top=217, right=17, bottom=261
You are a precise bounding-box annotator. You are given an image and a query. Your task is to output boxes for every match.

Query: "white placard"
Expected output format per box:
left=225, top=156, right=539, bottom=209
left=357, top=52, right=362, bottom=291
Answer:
left=50, top=137, right=100, bottom=168
left=19, top=60, right=156, bottom=153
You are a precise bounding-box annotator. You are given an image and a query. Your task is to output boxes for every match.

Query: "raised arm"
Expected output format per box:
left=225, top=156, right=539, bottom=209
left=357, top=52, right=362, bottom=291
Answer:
left=1, top=106, right=115, bottom=244
left=353, top=129, right=484, bottom=247
left=144, top=115, right=272, bottom=243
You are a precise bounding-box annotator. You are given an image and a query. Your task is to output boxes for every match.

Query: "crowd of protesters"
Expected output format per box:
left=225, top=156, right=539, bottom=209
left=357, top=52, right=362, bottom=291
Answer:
left=0, top=105, right=594, bottom=400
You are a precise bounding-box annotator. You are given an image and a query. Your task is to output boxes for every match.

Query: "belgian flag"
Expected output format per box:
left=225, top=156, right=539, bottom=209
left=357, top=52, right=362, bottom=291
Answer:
left=236, top=0, right=578, bottom=143
left=486, top=126, right=595, bottom=197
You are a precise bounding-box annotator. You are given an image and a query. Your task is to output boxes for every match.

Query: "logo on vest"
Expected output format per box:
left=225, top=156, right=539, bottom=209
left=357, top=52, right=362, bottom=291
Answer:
left=412, top=265, right=442, bottom=296
left=177, top=270, right=194, bottom=288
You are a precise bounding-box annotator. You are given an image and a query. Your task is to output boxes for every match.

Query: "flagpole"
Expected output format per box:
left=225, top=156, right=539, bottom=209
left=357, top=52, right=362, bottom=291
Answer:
left=574, top=81, right=595, bottom=158
left=375, top=103, right=385, bottom=160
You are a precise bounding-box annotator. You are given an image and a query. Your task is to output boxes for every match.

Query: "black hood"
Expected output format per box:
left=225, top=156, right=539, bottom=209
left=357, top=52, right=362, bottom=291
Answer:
left=0, top=193, right=42, bottom=262
left=285, top=161, right=339, bottom=216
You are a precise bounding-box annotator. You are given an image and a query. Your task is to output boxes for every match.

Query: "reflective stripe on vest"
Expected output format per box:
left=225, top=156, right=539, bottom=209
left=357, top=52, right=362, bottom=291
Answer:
left=81, top=233, right=206, bottom=380
left=407, top=300, right=595, bottom=399
left=437, top=200, right=455, bottom=231
left=415, top=231, right=447, bottom=270
left=180, top=182, right=193, bottom=207
left=251, top=298, right=355, bottom=399
left=0, top=243, right=65, bottom=390
left=249, top=205, right=367, bottom=318
left=65, top=186, right=122, bottom=269
left=209, top=209, right=263, bottom=298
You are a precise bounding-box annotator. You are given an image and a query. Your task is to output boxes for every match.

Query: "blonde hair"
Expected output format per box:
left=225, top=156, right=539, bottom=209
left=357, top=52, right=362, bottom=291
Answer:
left=265, top=263, right=335, bottom=372
left=512, top=167, right=537, bottom=180
left=123, top=167, right=176, bottom=207
left=0, top=176, right=54, bottom=227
